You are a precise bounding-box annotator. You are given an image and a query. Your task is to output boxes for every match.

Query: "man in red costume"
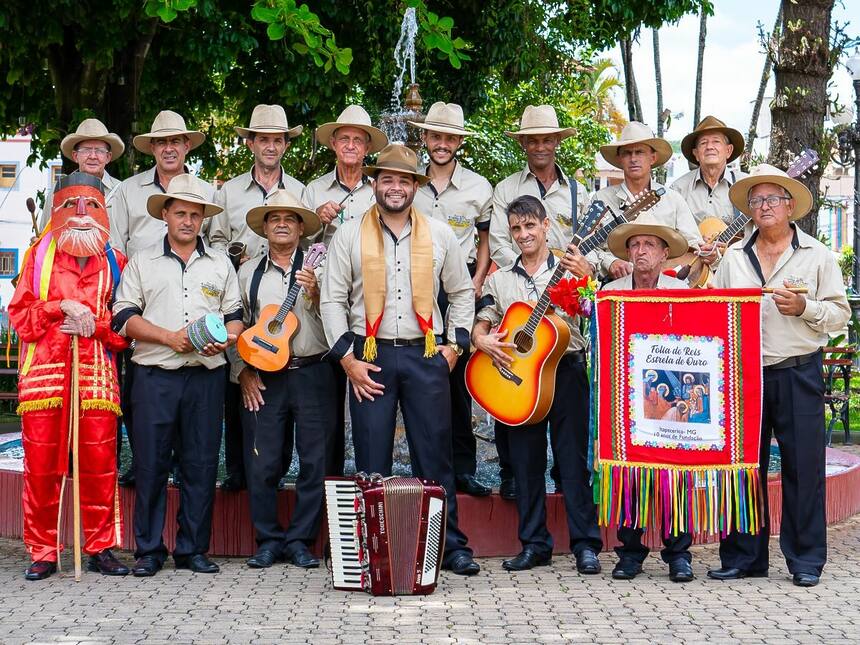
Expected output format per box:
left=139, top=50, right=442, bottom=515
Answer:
left=9, top=171, right=130, bottom=580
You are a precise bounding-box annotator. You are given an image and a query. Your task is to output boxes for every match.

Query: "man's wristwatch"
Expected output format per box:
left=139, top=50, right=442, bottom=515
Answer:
left=447, top=342, right=464, bottom=357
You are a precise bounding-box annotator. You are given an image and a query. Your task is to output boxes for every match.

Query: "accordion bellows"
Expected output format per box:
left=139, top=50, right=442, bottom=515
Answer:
left=325, top=474, right=446, bottom=596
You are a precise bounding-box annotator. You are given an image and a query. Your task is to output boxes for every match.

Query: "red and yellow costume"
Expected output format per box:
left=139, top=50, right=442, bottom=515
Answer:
left=8, top=174, right=128, bottom=563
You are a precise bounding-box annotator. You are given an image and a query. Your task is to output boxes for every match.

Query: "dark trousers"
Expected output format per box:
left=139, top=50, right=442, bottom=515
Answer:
left=241, top=362, right=336, bottom=554
left=450, top=350, right=477, bottom=476
left=348, top=340, right=472, bottom=563
left=131, top=364, right=225, bottom=561
left=616, top=527, right=692, bottom=564
left=718, top=355, right=827, bottom=576
left=224, top=377, right=244, bottom=481
left=118, top=348, right=135, bottom=469
left=499, top=355, right=602, bottom=556
left=329, top=363, right=347, bottom=476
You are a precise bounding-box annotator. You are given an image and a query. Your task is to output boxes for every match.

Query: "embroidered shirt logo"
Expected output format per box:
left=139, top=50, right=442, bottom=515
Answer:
left=201, top=281, right=222, bottom=298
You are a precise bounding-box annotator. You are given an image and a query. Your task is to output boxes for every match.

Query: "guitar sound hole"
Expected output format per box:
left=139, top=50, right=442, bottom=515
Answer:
left=513, top=330, right=533, bottom=353
left=266, top=320, right=283, bottom=335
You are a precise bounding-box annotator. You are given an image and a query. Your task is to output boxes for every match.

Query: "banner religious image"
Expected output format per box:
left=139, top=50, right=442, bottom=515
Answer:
left=593, top=289, right=764, bottom=538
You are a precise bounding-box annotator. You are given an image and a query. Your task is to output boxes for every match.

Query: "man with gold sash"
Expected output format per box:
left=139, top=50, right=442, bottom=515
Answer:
left=321, top=144, right=480, bottom=576
left=9, top=171, right=130, bottom=580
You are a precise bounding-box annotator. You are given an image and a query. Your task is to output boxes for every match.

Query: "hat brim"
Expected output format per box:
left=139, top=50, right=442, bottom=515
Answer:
left=60, top=133, right=125, bottom=161
left=409, top=120, right=477, bottom=137
left=681, top=126, right=745, bottom=165
left=600, top=138, right=674, bottom=169
left=504, top=127, right=576, bottom=140
left=316, top=122, right=389, bottom=154
left=133, top=130, right=206, bottom=155
left=361, top=163, right=430, bottom=186
left=146, top=193, right=223, bottom=220
left=245, top=203, right=322, bottom=239
left=607, top=222, right=689, bottom=261
left=728, top=174, right=813, bottom=222
left=234, top=125, right=303, bottom=140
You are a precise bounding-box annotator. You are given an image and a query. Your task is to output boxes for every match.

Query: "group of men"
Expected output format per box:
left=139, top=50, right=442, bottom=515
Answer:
left=10, top=98, right=848, bottom=590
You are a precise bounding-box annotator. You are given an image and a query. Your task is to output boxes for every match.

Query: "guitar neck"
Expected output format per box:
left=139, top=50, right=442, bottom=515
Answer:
left=273, top=282, right=303, bottom=323
left=524, top=231, right=586, bottom=331
left=718, top=213, right=750, bottom=243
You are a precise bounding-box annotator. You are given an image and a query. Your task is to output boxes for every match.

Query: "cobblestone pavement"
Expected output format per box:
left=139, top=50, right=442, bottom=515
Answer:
left=0, top=514, right=858, bottom=645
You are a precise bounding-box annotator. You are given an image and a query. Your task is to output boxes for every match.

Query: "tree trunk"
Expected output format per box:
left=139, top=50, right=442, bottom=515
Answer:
left=652, top=29, right=667, bottom=183
left=746, top=6, right=783, bottom=170
left=620, top=37, right=643, bottom=123
left=768, top=0, right=834, bottom=236
left=693, top=10, right=707, bottom=127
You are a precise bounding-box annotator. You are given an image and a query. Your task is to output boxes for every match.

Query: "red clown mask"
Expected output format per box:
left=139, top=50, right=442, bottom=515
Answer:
left=50, top=172, right=110, bottom=257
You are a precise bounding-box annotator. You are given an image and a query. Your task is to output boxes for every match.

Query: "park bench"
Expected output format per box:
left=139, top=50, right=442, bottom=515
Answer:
left=823, top=346, right=854, bottom=445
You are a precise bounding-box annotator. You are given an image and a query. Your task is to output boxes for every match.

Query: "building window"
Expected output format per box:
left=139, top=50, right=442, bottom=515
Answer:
left=0, top=249, right=18, bottom=279
left=50, top=164, right=63, bottom=188
left=0, top=163, right=18, bottom=189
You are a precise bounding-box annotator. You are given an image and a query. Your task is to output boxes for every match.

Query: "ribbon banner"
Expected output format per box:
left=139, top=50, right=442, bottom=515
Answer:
left=593, top=289, right=763, bottom=537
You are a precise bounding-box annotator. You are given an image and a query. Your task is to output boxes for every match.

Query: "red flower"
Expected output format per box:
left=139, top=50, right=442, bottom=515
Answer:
left=549, top=277, right=588, bottom=318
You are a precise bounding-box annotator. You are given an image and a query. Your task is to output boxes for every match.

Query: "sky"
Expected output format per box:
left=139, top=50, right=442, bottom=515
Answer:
left=602, top=0, right=859, bottom=142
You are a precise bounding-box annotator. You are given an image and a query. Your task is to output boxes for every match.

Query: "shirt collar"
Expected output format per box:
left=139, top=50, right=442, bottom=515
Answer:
left=521, top=162, right=568, bottom=186
left=158, top=234, right=208, bottom=260
left=147, top=165, right=192, bottom=191
left=333, top=165, right=369, bottom=193
left=263, top=249, right=298, bottom=274
left=511, top=252, right=556, bottom=279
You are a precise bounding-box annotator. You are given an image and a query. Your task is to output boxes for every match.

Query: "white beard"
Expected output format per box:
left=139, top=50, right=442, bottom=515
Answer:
left=56, top=216, right=109, bottom=257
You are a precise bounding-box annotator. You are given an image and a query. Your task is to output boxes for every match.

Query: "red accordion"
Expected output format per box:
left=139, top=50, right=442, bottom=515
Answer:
left=324, top=474, right=447, bottom=596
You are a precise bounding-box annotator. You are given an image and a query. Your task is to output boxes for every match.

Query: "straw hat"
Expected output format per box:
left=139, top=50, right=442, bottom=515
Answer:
left=146, top=174, right=222, bottom=219
left=245, top=189, right=322, bottom=239
left=600, top=121, right=673, bottom=169
left=681, top=115, right=745, bottom=165
left=728, top=163, right=813, bottom=222
left=235, top=104, right=303, bottom=139
left=606, top=213, right=688, bottom=261
left=315, top=105, right=388, bottom=153
left=505, top=105, right=576, bottom=140
left=362, top=143, right=430, bottom=186
left=408, top=102, right=476, bottom=136
left=60, top=118, right=125, bottom=160
left=133, top=110, right=205, bottom=155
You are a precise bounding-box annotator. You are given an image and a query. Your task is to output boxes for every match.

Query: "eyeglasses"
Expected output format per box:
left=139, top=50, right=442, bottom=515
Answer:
left=748, top=195, right=791, bottom=209
left=75, top=146, right=110, bottom=158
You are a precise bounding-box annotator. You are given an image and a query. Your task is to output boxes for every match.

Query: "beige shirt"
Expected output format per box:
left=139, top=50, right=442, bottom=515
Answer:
left=108, top=167, right=216, bottom=258
left=320, top=211, right=474, bottom=354
left=603, top=272, right=689, bottom=290
left=477, top=254, right=586, bottom=352
left=413, top=161, right=493, bottom=263
left=712, top=225, right=850, bottom=365
left=302, top=168, right=376, bottom=246
left=670, top=167, right=748, bottom=224
left=208, top=167, right=305, bottom=261
left=586, top=181, right=703, bottom=276
left=39, top=170, right=120, bottom=231
left=490, top=164, right=590, bottom=268
left=229, top=251, right=328, bottom=381
left=113, top=236, right=242, bottom=369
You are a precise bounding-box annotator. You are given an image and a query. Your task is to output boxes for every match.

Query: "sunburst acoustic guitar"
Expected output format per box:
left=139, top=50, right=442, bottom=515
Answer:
left=237, top=242, right=326, bottom=372
left=465, top=189, right=664, bottom=426
left=668, top=149, right=820, bottom=287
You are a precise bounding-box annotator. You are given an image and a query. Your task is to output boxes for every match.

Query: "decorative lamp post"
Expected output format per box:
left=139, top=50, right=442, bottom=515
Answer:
left=839, top=48, right=860, bottom=294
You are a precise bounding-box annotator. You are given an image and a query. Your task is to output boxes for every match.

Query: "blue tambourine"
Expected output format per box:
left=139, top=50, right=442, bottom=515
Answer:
left=187, top=313, right=228, bottom=353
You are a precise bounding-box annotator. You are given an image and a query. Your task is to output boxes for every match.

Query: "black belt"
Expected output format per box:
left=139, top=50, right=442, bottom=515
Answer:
left=563, top=349, right=587, bottom=364
left=372, top=335, right=444, bottom=348
left=287, top=352, right=326, bottom=369
left=764, top=350, right=820, bottom=371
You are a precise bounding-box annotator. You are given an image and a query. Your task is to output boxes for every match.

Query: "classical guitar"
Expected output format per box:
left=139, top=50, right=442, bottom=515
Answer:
left=465, top=189, right=664, bottom=426
left=237, top=242, right=327, bottom=372
left=670, top=149, right=820, bottom=287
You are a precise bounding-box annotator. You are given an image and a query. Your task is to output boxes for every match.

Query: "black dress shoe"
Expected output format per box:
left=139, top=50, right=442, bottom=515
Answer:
left=25, top=560, right=57, bottom=581
left=118, top=469, right=135, bottom=488
left=503, top=547, right=551, bottom=571
left=499, top=478, right=518, bottom=500
left=132, top=556, right=162, bottom=577
left=175, top=554, right=219, bottom=573
left=792, top=572, right=819, bottom=587
left=286, top=546, right=320, bottom=569
left=247, top=549, right=281, bottom=569
left=575, top=549, right=601, bottom=574
left=445, top=552, right=480, bottom=575
left=221, top=475, right=246, bottom=492
left=611, top=558, right=643, bottom=580
left=455, top=474, right=491, bottom=497
left=706, top=566, right=768, bottom=580
left=87, top=549, right=130, bottom=576
left=668, top=558, right=694, bottom=582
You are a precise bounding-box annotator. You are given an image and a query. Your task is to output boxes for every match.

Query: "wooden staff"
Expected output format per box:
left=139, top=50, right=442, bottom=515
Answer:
left=70, top=336, right=82, bottom=582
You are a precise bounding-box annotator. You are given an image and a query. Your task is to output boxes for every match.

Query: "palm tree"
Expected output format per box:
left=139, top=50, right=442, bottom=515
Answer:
left=620, top=36, right=644, bottom=123
left=693, top=9, right=708, bottom=127
left=580, top=58, right=626, bottom=133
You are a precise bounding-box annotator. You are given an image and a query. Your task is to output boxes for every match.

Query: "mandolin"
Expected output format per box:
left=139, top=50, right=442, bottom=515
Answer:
left=669, top=149, right=820, bottom=287
left=465, top=189, right=664, bottom=426
left=237, top=242, right=327, bottom=372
